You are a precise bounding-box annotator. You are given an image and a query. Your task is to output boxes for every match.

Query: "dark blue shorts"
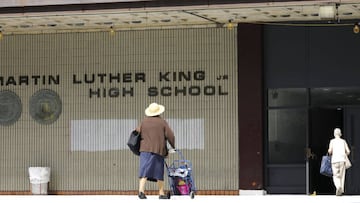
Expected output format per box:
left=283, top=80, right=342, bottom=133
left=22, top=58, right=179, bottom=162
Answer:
left=139, top=152, right=164, bottom=182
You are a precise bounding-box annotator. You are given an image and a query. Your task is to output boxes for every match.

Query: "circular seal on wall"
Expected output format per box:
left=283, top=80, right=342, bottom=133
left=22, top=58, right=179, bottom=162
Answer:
left=29, top=89, right=62, bottom=125
left=0, top=90, right=22, bottom=126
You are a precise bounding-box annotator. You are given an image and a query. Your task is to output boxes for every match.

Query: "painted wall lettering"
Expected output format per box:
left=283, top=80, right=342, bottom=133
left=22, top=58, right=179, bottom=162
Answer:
left=0, top=75, right=60, bottom=86
left=0, top=70, right=228, bottom=98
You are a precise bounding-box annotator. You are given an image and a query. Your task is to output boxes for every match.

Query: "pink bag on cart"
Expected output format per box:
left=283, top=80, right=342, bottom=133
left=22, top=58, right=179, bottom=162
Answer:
left=176, top=183, right=190, bottom=195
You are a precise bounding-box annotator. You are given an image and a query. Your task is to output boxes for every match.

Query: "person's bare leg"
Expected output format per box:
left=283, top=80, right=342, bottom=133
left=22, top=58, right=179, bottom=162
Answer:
left=157, top=180, right=165, bottom=196
left=139, top=177, right=147, bottom=193
left=138, top=177, right=147, bottom=199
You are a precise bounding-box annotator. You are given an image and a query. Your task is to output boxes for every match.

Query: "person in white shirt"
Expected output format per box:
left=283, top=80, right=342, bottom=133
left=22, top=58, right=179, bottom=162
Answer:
left=328, top=128, right=351, bottom=196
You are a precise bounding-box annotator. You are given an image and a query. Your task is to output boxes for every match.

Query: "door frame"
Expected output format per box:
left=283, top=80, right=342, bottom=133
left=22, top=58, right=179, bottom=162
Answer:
left=343, top=106, right=360, bottom=194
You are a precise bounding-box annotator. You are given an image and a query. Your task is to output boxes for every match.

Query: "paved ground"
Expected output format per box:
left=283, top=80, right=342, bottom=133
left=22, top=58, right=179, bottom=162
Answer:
left=1, top=194, right=360, bottom=203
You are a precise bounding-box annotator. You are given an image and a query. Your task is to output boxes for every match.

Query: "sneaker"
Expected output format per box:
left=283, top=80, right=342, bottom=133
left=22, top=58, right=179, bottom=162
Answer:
left=138, top=192, right=147, bottom=199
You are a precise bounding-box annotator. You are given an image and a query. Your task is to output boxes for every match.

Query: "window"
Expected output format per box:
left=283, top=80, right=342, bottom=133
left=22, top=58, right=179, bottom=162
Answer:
left=268, top=88, right=307, bottom=107
left=268, top=109, right=307, bottom=164
left=267, top=88, right=308, bottom=164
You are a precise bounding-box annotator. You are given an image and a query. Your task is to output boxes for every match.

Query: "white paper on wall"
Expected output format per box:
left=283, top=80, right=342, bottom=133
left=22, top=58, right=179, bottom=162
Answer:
left=71, top=119, right=138, bottom=152
left=167, top=119, right=204, bottom=150
left=71, top=119, right=204, bottom=151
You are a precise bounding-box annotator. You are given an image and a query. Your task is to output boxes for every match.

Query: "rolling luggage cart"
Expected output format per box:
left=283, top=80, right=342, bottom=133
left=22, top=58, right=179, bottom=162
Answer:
left=165, top=149, right=196, bottom=199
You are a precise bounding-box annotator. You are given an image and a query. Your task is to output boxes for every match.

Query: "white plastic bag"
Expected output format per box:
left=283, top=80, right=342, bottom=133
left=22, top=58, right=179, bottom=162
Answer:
left=28, top=167, right=51, bottom=184
left=345, top=156, right=352, bottom=169
left=169, top=168, right=188, bottom=178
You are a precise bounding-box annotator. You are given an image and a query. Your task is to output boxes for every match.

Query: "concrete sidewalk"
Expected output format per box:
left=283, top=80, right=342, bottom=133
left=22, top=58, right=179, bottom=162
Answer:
left=1, top=194, right=359, bottom=203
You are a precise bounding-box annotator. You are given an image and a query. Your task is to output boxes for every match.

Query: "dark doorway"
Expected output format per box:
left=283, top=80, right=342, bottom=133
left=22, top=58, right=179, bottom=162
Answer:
left=309, top=107, right=343, bottom=194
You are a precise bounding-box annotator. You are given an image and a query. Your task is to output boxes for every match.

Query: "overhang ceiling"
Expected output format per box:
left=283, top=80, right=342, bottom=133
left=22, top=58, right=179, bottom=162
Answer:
left=0, top=0, right=360, bottom=34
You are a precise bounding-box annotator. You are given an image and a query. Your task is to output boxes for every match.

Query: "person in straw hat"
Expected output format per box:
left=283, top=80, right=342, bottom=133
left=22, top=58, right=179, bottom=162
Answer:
left=328, top=128, right=351, bottom=196
left=135, top=102, right=175, bottom=199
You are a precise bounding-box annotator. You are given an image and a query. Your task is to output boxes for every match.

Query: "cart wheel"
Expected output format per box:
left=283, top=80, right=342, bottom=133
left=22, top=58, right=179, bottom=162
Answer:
left=190, top=191, right=195, bottom=199
left=167, top=191, right=171, bottom=199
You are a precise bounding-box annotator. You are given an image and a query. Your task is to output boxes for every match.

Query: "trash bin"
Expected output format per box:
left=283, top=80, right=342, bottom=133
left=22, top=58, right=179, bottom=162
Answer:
left=28, top=167, right=51, bottom=195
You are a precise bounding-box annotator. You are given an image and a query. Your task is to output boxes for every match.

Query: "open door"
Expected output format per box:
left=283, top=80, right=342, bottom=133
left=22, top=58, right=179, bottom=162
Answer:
left=344, top=107, right=360, bottom=194
left=309, top=107, right=342, bottom=194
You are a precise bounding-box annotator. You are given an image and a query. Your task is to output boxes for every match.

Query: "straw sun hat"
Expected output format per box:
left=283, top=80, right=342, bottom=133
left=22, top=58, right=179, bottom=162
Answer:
left=145, top=102, right=165, bottom=117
